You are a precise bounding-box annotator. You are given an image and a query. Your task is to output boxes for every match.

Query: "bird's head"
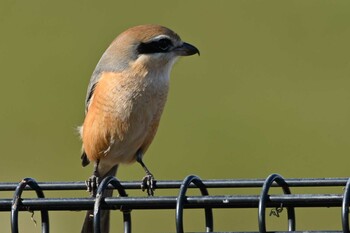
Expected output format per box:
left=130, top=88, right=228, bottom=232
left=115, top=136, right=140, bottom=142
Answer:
left=97, top=24, right=199, bottom=72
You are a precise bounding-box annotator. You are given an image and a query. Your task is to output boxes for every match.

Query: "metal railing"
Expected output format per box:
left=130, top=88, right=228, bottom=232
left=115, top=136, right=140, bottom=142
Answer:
left=1, top=173, right=350, bottom=233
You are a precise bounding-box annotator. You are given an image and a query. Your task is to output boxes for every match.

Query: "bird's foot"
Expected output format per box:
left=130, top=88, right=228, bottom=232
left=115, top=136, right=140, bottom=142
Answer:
left=85, top=175, right=99, bottom=197
left=141, top=174, right=156, bottom=196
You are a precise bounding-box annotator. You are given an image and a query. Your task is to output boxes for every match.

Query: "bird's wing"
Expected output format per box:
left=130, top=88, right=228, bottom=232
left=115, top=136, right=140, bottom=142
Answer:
left=81, top=71, right=102, bottom=166
left=84, top=71, right=101, bottom=114
left=82, top=72, right=130, bottom=164
left=84, top=40, right=129, bottom=114
left=81, top=71, right=107, bottom=166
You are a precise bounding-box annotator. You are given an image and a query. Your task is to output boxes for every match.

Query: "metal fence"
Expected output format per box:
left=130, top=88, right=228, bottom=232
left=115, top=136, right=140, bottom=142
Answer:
left=1, top=173, right=350, bottom=233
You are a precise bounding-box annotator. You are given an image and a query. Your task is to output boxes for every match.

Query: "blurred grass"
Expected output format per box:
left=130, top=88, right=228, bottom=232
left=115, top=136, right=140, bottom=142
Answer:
left=1, top=0, right=350, bottom=232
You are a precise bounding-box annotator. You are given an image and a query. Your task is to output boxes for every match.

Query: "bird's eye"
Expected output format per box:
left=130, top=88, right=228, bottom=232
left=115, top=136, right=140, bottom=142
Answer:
left=137, top=38, right=173, bottom=54
left=157, top=38, right=172, bottom=51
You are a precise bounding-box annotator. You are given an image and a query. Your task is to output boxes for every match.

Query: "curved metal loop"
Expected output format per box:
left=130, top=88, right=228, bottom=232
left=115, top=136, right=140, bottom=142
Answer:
left=341, top=177, right=350, bottom=233
left=11, top=178, right=49, bottom=233
left=93, top=176, right=130, bottom=233
left=176, top=175, right=213, bottom=233
left=258, top=173, right=295, bottom=233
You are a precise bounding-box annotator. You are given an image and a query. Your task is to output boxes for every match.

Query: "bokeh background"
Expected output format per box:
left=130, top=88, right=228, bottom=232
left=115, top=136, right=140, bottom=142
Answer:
left=1, top=1, right=350, bottom=232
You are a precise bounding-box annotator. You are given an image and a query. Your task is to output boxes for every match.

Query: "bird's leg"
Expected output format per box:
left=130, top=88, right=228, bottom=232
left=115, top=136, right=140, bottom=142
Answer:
left=85, top=159, right=100, bottom=197
left=136, top=149, right=156, bottom=196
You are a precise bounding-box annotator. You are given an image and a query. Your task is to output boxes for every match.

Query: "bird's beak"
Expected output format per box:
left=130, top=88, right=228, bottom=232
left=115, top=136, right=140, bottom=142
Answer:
left=174, top=42, right=200, bottom=56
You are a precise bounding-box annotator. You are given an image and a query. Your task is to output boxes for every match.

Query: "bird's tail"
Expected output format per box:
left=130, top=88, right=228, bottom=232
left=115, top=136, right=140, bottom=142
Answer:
left=81, top=165, right=119, bottom=233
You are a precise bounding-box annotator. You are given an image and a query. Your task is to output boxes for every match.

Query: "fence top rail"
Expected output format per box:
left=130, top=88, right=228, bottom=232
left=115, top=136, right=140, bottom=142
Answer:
left=3, top=175, right=350, bottom=233
left=0, top=194, right=345, bottom=211
left=0, top=177, right=348, bottom=191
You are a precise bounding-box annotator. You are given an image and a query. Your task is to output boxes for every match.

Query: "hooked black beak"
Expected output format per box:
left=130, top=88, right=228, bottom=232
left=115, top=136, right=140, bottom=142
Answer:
left=174, top=42, right=200, bottom=56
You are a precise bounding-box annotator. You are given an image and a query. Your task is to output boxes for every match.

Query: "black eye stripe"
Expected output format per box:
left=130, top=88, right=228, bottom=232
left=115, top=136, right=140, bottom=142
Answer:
left=137, top=38, right=173, bottom=54
left=157, top=38, right=172, bottom=50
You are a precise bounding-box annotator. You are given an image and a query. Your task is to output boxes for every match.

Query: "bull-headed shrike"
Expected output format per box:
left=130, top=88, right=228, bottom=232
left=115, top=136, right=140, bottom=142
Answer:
left=79, top=24, right=199, bottom=232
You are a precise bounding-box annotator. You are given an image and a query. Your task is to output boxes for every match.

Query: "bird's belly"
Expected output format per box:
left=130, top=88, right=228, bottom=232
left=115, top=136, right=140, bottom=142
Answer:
left=110, top=122, right=150, bottom=162
left=96, top=73, right=169, bottom=174
left=103, top=100, right=163, bottom=163
left=97, top=118, right=152, bottom=176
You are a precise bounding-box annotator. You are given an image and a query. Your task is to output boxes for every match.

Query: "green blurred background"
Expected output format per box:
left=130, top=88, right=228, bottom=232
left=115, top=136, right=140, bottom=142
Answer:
left=1, top=0, right=350, bottom=232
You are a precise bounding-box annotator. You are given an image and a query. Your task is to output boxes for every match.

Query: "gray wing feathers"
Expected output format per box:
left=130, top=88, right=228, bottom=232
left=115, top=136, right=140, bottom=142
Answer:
left=84, top=71, right=101, bottom=113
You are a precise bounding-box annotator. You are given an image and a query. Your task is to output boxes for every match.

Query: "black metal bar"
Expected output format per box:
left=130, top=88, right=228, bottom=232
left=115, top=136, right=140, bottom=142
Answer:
left=93, top=176, right=130, bottom=233
left=342, top=178, right=350, bottom=233
left=10, top=178, right=49, bottom=233
left=182, top=232, right=343, bottom=233
left=1, top=178, right=349, bottom=191
left=0, top=194, right=343, bottom=211
left=176, top=175, right=213, bottom=233
left=258, top=174, right=295, bottom=233
left=1, top=175, right=350, bottom=232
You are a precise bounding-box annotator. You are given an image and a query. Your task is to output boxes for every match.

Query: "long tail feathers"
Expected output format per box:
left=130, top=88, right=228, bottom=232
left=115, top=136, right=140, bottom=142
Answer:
left=81, top=165, right=119, bottom=233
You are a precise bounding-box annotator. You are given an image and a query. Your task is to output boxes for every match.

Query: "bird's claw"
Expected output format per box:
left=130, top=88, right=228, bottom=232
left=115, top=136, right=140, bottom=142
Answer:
left=85, top=175, right=99, bottom=197
left=141, top=174, right=156, bottom=196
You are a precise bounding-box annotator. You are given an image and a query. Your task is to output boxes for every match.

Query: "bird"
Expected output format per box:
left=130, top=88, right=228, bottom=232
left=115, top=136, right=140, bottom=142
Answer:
left=79, top=24, right=199, bottom=233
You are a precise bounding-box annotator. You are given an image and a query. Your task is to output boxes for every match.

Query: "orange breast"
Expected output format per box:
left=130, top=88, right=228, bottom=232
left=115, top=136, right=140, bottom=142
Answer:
left=82, top=66, right=169, bottom=165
